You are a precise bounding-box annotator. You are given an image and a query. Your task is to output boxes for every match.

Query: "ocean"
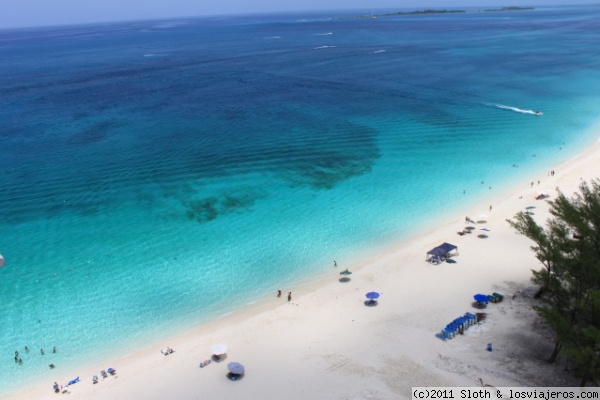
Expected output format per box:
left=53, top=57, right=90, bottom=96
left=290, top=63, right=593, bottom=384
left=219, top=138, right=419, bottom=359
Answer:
left=1, top=4, right=600, bottom=395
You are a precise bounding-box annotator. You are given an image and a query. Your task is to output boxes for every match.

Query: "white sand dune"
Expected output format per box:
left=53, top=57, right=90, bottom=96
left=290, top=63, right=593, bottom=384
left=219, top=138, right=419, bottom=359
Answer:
left=9, top=133, right=600, bottom=399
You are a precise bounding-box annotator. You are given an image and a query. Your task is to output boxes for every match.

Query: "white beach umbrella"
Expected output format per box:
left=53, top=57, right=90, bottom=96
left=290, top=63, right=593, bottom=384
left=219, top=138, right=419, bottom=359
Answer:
left=211, top=344, right=228, bottom=355
left=476, top=214, right=488, bottom=223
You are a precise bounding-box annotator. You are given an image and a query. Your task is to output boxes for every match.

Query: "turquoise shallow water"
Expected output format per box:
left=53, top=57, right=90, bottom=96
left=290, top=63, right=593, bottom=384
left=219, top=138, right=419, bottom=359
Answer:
left=1, top=5, right=600, bottom=395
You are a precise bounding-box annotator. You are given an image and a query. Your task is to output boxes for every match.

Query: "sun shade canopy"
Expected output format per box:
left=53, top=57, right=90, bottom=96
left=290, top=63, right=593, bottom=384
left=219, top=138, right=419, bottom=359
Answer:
left=427, top=242, right=457, bottom=257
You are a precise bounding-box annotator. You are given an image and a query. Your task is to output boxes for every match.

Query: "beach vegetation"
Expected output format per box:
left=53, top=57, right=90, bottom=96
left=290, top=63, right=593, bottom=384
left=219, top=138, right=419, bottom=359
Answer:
left=508, top=180, right=600, bottom=386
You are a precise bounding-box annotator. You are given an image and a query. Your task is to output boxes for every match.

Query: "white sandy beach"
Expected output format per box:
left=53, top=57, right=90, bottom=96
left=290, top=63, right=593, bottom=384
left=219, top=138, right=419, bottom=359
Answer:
left=8, top=133, right=600, bottom=399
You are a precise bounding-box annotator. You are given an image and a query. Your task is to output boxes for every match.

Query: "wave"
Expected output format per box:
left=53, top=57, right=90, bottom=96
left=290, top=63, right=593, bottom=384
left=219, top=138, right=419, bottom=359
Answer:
left=490, top=103, right=542, bottom=115
left=316, top=32, right=333, bottom=36
left=313, top=45, right=336, bottom=49
left=143, top=53, right=167, bottom=57
left=373, top=49, right=387, bottom=54
left=264, top=36, right=281, bottom=39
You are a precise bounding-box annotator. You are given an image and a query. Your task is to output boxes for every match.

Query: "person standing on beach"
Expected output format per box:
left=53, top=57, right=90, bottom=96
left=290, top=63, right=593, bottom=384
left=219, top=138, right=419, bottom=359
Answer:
left=334, top=261, right=337, bottom=268
left=288, top=292, right=292, bottom=302
left=277, top=290, right=281, bottom=298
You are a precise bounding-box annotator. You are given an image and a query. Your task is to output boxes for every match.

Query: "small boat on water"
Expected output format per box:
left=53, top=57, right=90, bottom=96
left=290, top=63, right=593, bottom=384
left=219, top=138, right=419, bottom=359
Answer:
left=534, top=111, right=543, bottom=115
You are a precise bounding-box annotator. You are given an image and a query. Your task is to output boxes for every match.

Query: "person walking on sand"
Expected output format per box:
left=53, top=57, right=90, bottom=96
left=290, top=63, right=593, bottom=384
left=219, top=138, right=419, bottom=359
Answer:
left=334, top=261, right=337, bottom=268
left=277, top=290, right=282, bottom=298
left=288, top=292, right=292, bottom=302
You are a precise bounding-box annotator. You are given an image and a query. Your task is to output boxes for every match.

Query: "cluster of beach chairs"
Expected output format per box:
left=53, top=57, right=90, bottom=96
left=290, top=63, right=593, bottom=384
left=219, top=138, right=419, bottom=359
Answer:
left=436, top=312, right=482, bottom=340
left=436, top=291, right=505, bottom=341
left=436, top=312, right=477, bottom=340
left=488, top=292, right=504, bottom=303
left=92, top=368, right=116, bottom=384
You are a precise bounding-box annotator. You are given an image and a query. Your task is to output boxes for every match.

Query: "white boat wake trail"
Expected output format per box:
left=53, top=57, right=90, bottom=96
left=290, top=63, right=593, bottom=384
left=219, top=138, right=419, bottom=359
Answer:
left=491, top=103, right=542, bottom=115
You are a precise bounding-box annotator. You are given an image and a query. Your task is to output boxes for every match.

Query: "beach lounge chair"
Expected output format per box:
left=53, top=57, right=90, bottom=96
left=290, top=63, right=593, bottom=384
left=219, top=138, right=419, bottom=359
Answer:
left=199, top=359, right=212, bottom=368
left=67, top=377, right=80, bottom=386
left=101, top=370, right=108, bottom=379
left=92, top=375, right=98, bottom=384
left=107, top=367, right=116, bottom=375
left=492, top=292, right=504, bottom=302
left=487, top=294, right=498, bottom=303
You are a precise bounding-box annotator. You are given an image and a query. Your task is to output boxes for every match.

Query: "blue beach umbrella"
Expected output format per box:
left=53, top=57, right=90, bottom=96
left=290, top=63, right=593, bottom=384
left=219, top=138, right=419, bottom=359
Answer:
left=227, top=362, right=245, bottom=375
left=474, top=294, right=489, bottom=303
left=365, top=292, right=380, bottom=300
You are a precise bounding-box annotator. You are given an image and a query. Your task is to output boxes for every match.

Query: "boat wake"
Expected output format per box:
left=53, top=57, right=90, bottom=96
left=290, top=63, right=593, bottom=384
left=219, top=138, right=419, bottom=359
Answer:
left=316, top=32, right=333, bottom=35
left=313, top=45, right=336, bottom=49
left=491, top=103, right=542, bottom=116
left=373, top=49, right=386, bottom=54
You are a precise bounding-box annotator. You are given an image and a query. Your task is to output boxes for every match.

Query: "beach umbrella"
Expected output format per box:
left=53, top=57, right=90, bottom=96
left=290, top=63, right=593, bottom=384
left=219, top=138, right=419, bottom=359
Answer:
left=365, top=292, right=380, bottom=300
left=227, top=362, right=245, bottom=375
left=211, top=344, right=228, bottom=355
left=476, top=214, right=488, bottom=223
left=474, top=294, right=489, bottom=303
left=0, top=254, right=4, bottom=268
left=339, top=269, right=352, bottom=276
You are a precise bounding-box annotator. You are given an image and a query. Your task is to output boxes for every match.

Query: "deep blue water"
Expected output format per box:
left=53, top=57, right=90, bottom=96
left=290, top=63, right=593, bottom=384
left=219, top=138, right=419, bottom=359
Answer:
left=1, top=5, right=600, bottom=395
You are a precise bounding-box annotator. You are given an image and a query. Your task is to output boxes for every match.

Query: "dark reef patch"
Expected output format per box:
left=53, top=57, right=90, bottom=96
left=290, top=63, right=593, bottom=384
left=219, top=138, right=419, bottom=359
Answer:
left=185, top=192, right=263, bottom=223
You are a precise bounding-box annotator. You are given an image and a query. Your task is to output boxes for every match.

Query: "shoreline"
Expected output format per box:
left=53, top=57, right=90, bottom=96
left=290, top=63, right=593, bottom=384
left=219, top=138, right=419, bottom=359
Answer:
left=6, top=130, right=600, bottom=398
